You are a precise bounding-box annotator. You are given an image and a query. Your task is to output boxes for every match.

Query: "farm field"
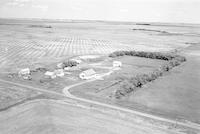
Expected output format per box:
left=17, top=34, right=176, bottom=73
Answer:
left=1, top=19, right=200, bottom=72
left=0, top=81, right=61, bottom=111
left=0, top=99, right=187, bottom=134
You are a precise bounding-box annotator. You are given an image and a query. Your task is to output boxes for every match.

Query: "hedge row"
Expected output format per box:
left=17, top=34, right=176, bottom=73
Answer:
left=109, top=51, right=186, bottom=99
left=109, top=50, right=186, bottom=61
left=62, top=60, right=79, bottom=68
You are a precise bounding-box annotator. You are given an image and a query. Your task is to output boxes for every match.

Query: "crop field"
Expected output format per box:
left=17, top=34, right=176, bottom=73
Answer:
left=0, top=37, right=131, bottom=69
left=1, top=19, right=200, bottom=71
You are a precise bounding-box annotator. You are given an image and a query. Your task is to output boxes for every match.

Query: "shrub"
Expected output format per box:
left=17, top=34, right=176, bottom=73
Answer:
left=63, top=60, right=78, bottom=67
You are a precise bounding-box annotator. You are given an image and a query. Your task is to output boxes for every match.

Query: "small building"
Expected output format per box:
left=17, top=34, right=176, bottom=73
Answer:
left=113, top=61, right=122, bottom=67
left=56, top=63, right=64, bottom=69
left=64, top=67, right=70, bottom=71
left=79, top=69, right=97, bottom=80
left=70, top=59, right=82, bottom=64
left=44, top=71, right=56, bottom=79
left=18, top=68, right=30, bottom=76
left=22, top=75, right=32, bottom=80
left=54, top=69, right=65, bottom=77
left=65, top=66, right=80, bottom=71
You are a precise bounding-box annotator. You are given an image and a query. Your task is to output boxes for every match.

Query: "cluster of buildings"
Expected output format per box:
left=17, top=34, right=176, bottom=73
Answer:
left=17, top=60, right=122, bottom=81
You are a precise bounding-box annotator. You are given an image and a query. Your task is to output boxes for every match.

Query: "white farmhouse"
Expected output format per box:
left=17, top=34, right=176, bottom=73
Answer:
left=18, top=68, right=30, bottom=76
left=45, top=71, right=56, bottom=79
left=113, top=61, right=122, bottom=67
left=79, top=69, right=97, bottom=80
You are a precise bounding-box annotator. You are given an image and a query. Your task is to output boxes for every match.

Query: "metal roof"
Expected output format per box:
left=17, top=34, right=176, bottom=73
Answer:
left=81, top=69, right=96, bottom=76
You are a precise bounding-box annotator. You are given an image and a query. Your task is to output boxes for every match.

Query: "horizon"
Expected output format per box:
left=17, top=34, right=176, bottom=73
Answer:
left=0, top=0, right=200, bottom=24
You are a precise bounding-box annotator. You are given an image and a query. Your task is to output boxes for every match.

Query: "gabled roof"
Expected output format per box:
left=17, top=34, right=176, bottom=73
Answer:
left=81, top=69, right=96, bottom=76
left=45, top=71, right=55, bottom=76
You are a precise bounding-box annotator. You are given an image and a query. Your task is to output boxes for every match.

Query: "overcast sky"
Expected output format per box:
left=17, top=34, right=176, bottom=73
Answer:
left=0, top=0, right=199, bottom=23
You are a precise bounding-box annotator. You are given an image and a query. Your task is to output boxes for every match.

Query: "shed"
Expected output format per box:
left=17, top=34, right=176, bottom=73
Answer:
left=70, top=59, right=82, bottom=64
left=113, top=61, right=122, bottom=67
left=79, top=69, right=97, bottom=80
left=44, top=71, right=56, bottom=79
left=54, top=69, right=65, bottom=77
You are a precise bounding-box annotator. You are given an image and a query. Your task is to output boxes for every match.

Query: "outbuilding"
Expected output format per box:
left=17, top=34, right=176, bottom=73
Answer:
left=79, top=69, right=97, bottom=80
left=54, top=69, right=65, bottom=77
left=44, top=71, right=56, bottom=79
left=70, top=59, right=82, bottom=64
left=18, top=68, right=30, bottom=76
left=56, top=63, right=64, bottom=69
left=113, top=61, right=122, bottom=67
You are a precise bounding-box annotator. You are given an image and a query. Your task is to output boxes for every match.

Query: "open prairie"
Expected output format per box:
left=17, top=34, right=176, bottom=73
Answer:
left=0, top=19, right=200, bottom=133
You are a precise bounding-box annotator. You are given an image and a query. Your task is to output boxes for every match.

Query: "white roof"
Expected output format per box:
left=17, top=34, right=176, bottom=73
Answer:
left=113, top=61, right=121, bottom=63
left=45, top=71, right=55, bottom=76
left=19, top=68, right=30, bottom=74
left=70, top=59, right=82, bottom=62
left=20, top=68, right=30, bottom=71
left=81, top=69, right=96, bottom=76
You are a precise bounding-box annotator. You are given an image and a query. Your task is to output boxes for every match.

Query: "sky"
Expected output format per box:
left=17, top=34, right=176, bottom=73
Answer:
left=0, top=0, right=199, bottom=24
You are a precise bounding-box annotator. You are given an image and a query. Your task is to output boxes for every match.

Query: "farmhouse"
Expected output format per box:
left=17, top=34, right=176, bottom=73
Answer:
left=44, top=71, right=56, bottom=79
left=113, top=61, right=122, bottom=67
left=79, top=69, right=97, bottom=80
left=18, top=68, right=30, bottom=76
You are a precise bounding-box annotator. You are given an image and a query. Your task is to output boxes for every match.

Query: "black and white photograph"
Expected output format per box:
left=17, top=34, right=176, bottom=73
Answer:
left=0, top=0, right=199, bottom=133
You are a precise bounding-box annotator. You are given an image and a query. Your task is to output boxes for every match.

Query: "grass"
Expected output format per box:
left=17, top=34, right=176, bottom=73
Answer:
left=0, top=82, right=40, bottom=110
left=122, top=55, right=200, bottom=123
left=70, top=55, right=166, bottom=98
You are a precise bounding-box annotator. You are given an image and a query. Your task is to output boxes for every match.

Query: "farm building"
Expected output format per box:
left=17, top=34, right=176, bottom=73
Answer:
left=65, top=66, right=80, bottom=71
left=18, top=68, right=30, bottom=76
left=44, top=71, right=56, bottom=79
left=54, top=69, right=65, bottom=77
left=70, top=59, right=82, bottom=64
left=113, top=61, right=122, bottom=67
left=56, top=63, right=64, bottom=69
left=79, top=69, right=97, bottom=80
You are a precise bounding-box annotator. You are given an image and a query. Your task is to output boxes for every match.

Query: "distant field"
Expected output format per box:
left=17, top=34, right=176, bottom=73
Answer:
left=1, top=19, right=200, bottom=70
left=0, top=37, right=130, bottom=69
